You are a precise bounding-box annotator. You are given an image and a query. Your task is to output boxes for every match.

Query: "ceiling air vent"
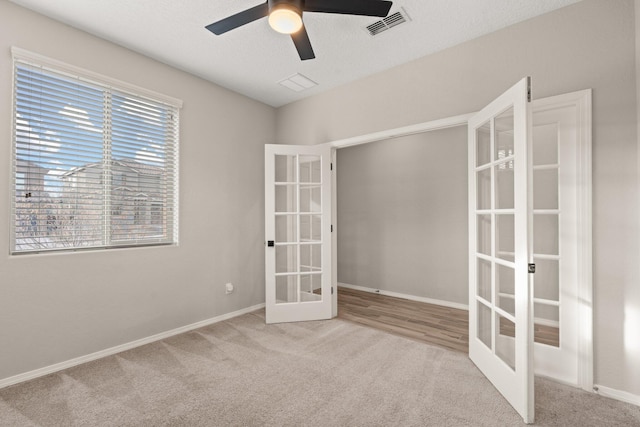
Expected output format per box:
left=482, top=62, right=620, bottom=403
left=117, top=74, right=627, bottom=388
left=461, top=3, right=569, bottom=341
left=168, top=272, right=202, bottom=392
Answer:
left=278, top=73, right=318, bottom=92
left=366, top=8, right=410, bottom=36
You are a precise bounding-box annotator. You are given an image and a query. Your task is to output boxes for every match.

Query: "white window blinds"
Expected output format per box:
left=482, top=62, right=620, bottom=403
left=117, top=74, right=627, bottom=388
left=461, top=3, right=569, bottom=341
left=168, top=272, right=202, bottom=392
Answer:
left=12, top=52, right=180, bottom=254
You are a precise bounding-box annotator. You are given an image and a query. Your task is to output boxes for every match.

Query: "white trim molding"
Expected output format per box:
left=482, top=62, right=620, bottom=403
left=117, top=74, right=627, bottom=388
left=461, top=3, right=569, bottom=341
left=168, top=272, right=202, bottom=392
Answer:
left=0, top=303, right=265, bottom=390
left=327, top=113, right=473, bottom=149
left=338, top=282, right=469, bottom=311
left=594, top=385, right=640, bottom=407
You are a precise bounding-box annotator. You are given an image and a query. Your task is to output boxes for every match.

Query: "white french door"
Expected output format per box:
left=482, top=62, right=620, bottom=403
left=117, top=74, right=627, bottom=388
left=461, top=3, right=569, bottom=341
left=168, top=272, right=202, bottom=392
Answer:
left=530, top=104, right=579, bottom=385
left=468, top=77, right=534, bottom=423
left=264, top=143, right=333, bottom=324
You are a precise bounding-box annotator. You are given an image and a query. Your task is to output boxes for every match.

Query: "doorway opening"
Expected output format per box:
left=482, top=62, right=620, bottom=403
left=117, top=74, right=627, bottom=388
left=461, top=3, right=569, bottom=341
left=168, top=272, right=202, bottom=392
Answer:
left=329, top=89, right=592, bottom=392
left=264, top=86, right=592, bottom=424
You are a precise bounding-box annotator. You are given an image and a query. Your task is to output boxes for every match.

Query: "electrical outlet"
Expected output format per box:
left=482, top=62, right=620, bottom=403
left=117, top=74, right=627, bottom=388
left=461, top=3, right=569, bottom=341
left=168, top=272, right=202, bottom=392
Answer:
left=225, top=283, right=234, bottom=294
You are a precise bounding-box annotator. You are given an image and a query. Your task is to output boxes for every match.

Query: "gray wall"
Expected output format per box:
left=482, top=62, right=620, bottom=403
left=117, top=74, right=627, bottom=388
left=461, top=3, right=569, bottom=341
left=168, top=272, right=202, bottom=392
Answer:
left=277, top=0, right=640, bottom=398
left=2, top=0, right=639, bottom=402
left=337, top=127, right=468, bottom=305
left=0, top=2, right=275, bottom=381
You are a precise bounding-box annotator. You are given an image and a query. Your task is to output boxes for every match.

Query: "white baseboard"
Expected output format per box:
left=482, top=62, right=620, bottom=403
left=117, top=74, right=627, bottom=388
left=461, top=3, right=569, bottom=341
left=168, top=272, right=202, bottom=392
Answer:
left=338, top=282, right=469, bottom=311
left=594, top=384, right=640, bottom=407
left=0, top=303, right=265, bottom=390
left=338, top=283, right=560, bottom=329
left=534, top=318, right=560, bottom=328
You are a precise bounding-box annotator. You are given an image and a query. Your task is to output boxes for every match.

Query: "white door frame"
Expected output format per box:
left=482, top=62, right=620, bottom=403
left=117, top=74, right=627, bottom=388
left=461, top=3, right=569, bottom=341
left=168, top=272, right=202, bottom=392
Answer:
left=326, top=89, right=593, bottom=392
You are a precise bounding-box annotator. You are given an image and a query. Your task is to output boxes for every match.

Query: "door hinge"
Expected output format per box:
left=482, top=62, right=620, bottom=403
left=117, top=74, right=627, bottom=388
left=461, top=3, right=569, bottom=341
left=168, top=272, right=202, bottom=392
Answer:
left=528, top=263, right=536, bottom=274
left=331, top=224, right=333, bottom=232
left=527, top=76, right=532, bottom=102
left=330, top=163, right=333, bottom=171
left=331, top=287, right=334, bottom=295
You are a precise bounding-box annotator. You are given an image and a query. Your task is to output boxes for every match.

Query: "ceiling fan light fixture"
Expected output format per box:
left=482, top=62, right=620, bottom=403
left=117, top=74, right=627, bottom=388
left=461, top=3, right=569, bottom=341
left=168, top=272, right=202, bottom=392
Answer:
left=206, top=0, right=392, bottom=60
left=268, top=5, right=302, bottom=34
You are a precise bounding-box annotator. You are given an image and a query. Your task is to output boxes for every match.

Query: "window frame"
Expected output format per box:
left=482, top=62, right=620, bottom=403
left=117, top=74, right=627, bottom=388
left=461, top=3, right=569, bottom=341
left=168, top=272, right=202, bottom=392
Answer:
left=10, top=47, right=182, bottom=255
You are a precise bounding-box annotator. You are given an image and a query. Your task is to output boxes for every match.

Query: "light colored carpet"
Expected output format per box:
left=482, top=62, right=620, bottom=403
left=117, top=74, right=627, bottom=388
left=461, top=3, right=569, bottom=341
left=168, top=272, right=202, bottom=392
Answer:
left=1, top=310, right=639, bottom=426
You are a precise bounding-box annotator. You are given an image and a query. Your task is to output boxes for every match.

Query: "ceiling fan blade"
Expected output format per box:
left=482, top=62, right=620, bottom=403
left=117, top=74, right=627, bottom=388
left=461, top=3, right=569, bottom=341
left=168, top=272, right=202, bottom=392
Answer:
left=303, top=0, right=392, bottom=17
left=291, top=26, right=315, bottom=61
left=205, top=2, right=269, bottom=35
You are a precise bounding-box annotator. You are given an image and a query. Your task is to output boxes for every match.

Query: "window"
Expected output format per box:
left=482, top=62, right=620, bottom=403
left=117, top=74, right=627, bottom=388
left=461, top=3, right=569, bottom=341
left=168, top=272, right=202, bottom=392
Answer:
left=11, top=49, right=181, bottom=254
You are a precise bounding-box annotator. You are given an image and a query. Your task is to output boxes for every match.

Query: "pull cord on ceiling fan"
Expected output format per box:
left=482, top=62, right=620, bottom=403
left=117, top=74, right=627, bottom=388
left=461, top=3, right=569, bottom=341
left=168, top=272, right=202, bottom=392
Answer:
left=206, top=0, right=393, bottom=60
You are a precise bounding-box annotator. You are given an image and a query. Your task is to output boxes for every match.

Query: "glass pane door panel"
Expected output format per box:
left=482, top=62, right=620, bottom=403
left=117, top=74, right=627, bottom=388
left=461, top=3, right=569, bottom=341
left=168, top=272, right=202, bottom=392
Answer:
left=275, top=245, right=298, bottom=273
left=299, top=155, right=321, bottom=183
left=495, top=107, right=514, bottom=161
left=275, top=214, right=297, bottom=243
left=477, top=214, right=492, bottom=256
left=477, top=258, right=492, bottom=301
left=477, top=168, right=491, bottom=210
left=275, top=185, right=297, bottom=212
left=300, top=244, right=321, bottom=272
left=275, top=155, right=297, bottom=182
left=496, top=314, right=516, bottom=371
left=300, top=185, right=321, bottom=213
left=300, top=274, right=322, bottom=300
left=275, top=275, right=298, bottom=304
left=534, top=303, right=560, bottom=347
left=533, top=259, right=559, bottom=301
left=534, top=303, right=559, bottom=325
left=477, top=121, right=491, bottom=167
left=533, top=124, right=558, bottom=165
left=495, top=165, right=514, bottom=209
left=496, top=214, right=515, bottom=262
left=533, top=215, right=559, bottom=255
left=533, top=169, right=559, bottom=209
left=266, top=143, right=331, bottom=324
left=468, top=78, right=532, bottom=424
left=300, top=214, right=321, bottom=242
left=497, top=264, right=515, bottom=316
left=478, top=301, right=492, bottom=350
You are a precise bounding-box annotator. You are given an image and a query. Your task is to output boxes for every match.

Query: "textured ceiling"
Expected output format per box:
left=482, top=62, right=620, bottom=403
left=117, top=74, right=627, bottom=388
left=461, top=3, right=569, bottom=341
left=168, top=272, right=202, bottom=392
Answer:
left=9, top=0, right=582, bottom=107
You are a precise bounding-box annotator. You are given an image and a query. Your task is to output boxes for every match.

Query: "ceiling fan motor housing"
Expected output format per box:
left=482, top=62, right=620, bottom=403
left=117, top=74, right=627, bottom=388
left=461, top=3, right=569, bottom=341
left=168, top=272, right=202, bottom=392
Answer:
left=268, top=0, right=303, bottom=15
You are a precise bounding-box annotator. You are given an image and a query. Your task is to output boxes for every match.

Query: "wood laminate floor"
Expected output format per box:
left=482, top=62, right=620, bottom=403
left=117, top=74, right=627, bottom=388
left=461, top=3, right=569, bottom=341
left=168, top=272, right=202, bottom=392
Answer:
left=337, top=287, right=560, bottom=353
left=337, top=287, right=469, bottom=353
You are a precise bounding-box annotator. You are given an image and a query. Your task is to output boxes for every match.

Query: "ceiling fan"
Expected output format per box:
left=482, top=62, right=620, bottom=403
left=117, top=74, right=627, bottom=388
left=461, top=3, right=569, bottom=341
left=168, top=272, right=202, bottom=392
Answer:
left=205, top=0, right=393, bottom=61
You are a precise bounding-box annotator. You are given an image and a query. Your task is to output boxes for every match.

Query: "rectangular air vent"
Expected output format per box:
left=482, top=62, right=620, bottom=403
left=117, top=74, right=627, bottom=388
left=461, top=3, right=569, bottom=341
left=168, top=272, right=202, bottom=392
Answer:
left=366, top=8, right=410, bottom=36
left=278, top=73, right=318, bottom=92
